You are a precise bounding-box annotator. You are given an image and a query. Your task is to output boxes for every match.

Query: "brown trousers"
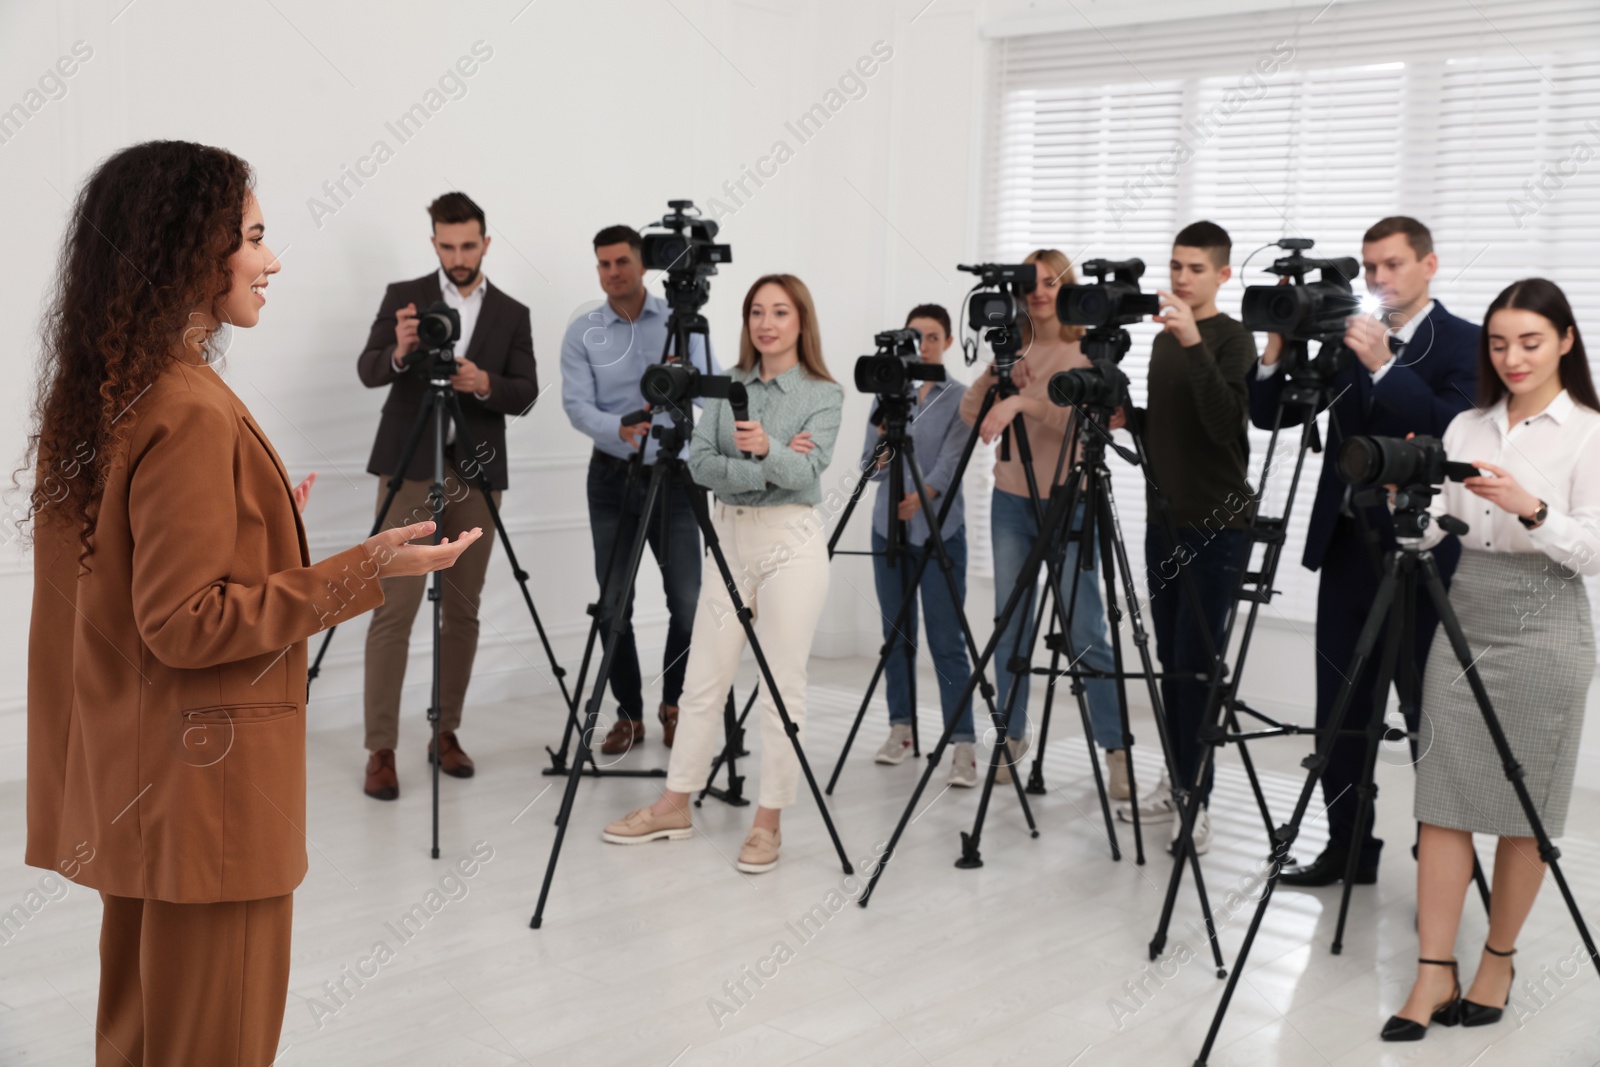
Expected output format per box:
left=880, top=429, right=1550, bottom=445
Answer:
left=97, top=892, right=294, bottom=1066
left=363, top=474, right=499, bottom=751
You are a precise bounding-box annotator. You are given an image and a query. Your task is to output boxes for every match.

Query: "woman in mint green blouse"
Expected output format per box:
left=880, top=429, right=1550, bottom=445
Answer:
left=602, top=274, right=843, bottom=874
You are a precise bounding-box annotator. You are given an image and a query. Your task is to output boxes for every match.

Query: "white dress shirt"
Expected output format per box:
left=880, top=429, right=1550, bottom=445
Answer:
left=391, top=270, right=491, bottom=442
left=1411, top=389, right=1600, bottom=577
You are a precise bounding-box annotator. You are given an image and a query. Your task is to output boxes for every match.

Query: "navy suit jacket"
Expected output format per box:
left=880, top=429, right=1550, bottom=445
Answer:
left=1248, top=300, right=1480, bottom=572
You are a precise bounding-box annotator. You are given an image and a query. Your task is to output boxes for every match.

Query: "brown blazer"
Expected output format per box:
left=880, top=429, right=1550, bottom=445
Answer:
left=356, top=273, right=538, bottom=491
left=26, top=359, right=385, bottom=903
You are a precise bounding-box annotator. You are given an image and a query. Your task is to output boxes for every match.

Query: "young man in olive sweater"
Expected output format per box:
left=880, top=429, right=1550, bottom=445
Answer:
left=1124, top=220, right=1259, bottom=856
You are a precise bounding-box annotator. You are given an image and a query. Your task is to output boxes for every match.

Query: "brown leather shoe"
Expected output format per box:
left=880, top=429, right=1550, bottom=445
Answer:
left=659, top=702, right=679, bottom=748
left=428, top=730, right=476, bottom=778
left=364, top=749, right=399, bottom=800
left=600, top=717, right=645, bottom=755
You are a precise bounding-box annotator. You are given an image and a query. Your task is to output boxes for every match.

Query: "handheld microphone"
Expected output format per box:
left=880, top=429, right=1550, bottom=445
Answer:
left=728, top=382, right=752, bottom=458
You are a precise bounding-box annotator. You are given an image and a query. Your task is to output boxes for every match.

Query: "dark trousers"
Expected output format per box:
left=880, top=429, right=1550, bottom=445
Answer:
left=1314, top=515, right=1452, bottom=861
left=587, top=452, right=701, bottom=720
left=1145, top=524, right=1246, bottom=806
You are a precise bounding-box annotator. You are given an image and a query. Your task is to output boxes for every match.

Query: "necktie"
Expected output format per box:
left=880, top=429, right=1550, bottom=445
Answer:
left=1387, top=334, right=1404, bottom=357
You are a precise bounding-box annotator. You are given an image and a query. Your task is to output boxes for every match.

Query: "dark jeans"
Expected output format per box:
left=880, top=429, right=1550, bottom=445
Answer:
left=1315, top=515, right=1452, bottom=861
left=871, top=528, right=976, bottom=743
left=1145, top=523, right=1247, bottom=807
left=586, top=453, right=702, bottom=720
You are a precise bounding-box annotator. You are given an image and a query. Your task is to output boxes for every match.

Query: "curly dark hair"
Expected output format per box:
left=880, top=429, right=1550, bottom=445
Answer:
left=24, top=140, right=254, bottom=563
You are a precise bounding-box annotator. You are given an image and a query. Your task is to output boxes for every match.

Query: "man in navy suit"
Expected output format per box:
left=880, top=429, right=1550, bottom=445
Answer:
left=1249, top=216, right=1479, bottom=886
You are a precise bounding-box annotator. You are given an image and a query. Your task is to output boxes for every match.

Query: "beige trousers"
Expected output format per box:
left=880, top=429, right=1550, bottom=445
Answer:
left=666, top=501, right=831, bottom=808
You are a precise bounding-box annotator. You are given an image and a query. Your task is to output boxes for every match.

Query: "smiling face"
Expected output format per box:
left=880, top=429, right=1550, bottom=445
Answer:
left=747, top=281, right=800, bottom=360
left=595, top=241, right=644, bottom=303
left=1488, top=306, right=1572, bottom=403
left=432, top=219, right=488, bottom=290
left=215, top=193, right=279, bottom=329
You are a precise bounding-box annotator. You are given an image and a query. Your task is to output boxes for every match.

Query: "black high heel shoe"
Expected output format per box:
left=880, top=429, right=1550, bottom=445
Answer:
left=1461, top=945, right=1516, bottom=1027
left=1381, top=958, right=1463, bottom=1041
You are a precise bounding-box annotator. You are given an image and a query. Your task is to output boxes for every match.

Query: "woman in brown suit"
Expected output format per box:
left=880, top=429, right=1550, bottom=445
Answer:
left=23, top=141, right=481, bottom=1066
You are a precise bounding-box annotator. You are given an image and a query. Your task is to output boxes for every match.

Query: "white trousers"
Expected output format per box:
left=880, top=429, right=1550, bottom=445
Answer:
left=665, top=500, right=831, bottom=808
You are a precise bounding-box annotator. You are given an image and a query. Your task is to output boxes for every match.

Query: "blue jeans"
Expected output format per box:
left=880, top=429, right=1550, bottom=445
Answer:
left=871, top=529, right=976, bottom=743
left=586, top=454, right=702, bottom=720
left=1144, top=524, right=1246, bottom=806
left=989, top=489, right=1121, bottom=749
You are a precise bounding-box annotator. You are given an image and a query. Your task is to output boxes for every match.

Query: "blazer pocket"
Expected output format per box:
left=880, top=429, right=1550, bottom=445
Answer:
left=184, top=701, right=298, bottom=725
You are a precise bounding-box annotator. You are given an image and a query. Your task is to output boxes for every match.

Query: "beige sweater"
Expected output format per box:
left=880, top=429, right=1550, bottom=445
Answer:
left=959, top=338, right=1089, bottom=499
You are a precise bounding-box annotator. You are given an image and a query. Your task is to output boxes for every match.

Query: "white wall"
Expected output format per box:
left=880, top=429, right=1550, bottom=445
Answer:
left=4, top=0, right=1596, bottom=780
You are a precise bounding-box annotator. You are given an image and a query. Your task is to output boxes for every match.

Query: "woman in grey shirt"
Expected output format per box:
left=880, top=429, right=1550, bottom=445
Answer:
left=602, top=274, right=843, bottom=874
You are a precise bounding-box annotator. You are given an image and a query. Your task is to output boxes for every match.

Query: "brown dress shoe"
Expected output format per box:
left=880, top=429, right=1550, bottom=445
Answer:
left=659, top=702, right=679, bottom=748
left=364, top=749, right=399, bottom=800
left=599, top=717, right=644, bottom=755
left=428, top=730, right=476, bottom=778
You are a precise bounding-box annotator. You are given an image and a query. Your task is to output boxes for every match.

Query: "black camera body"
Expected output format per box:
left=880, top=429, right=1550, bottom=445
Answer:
left=1241, top=239, right=1361, bottom=381
left=639, top=361, right=743, bottom=409
left=1049, top=360, right=1128, bottom=411
left=641, top=200, right=732, bottom=275
left=1059, top=258, right=1161, bottom=328
left=959, top=262, right=1037, bottom=360
left=854, top=327, right=946, bottom=396
left=415, top=302, right=461, bottom=352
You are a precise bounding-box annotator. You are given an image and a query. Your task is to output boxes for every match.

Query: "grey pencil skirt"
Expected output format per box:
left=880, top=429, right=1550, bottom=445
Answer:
left=1415, top=549, right=1595, bottom=837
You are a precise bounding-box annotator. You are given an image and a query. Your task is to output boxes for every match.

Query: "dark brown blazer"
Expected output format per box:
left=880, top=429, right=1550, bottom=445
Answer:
left=356, top=273, right=538, bottom=491
left=26, top=359, right=385, bottom=903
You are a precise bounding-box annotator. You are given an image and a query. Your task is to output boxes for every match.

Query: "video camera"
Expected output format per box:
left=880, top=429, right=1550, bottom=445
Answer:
left=854, top=327, right=946, bottom=396
left=1241, top=238, right=1361, bottom=380
left=1048, top=360, right=1129, bottom=411
left=1337, top=435, right=1479, bottom=490
left=959, top=262, right=1037, bottom=365
left=1058, top=258, right=1161, bottom=328
left=641, top=200, right=731, bottom=276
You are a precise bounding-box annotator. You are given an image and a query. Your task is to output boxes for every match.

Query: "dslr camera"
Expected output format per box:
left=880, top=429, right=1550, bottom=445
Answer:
left=855, top=327, right=946, bottom=396
left=1240, top=238, right=1361, bottom=380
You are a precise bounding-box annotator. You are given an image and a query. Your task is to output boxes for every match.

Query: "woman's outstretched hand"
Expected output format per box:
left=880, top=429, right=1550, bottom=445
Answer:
left=362, top=520, right=482, bottom=579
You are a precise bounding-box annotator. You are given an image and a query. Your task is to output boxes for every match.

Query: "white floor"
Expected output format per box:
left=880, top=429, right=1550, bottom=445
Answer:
left=3, top=656, right=1600, bottom=1066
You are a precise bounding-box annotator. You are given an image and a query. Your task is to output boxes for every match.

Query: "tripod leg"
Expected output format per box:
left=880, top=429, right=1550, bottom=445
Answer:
left=530, top=463, right=673, bottom=928
left=1193, top=559, right=1404, bottom=1062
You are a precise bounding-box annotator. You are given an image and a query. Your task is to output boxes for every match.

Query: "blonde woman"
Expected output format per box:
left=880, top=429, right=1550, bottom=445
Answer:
left=602, top=274, right=843, bottom=873
left=958, top=248, right=1125, bottom=792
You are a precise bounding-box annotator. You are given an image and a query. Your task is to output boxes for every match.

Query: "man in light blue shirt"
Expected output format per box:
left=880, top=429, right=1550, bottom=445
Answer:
left=560, top=224, right=718, bottom=755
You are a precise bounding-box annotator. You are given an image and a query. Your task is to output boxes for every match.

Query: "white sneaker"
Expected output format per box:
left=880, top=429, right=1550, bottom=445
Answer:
left=874, top=723, right=914, bottom=765
left=1169, top=807, right=1211, bottom=857
left=949, top=743, right=977, bottom=787
left=1116, top=776, right=1177, bottom=823
left=995, top=736, right=1030, bottom=786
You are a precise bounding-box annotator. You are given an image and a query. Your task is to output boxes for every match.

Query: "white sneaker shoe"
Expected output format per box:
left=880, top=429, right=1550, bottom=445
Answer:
left=1169, top=807, right=1211, bottom=857
left=1116, top=776, right=1177, bottom=823
left=874, top=723, right=914, bottom=765
left=949, top=743, right=977, bottom=787
left=995, top=736, right=1030, bottom=786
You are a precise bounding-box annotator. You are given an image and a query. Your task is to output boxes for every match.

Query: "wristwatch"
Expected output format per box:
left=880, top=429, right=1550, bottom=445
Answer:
left=1519, top=499, right=1548, bottom=530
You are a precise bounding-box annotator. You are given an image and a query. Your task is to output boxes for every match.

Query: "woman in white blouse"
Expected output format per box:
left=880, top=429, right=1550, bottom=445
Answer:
left=1384, top=278, right=1600, bottom=1041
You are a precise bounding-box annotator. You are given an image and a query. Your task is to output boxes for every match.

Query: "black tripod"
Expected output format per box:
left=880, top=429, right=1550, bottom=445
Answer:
left=822, top=382, right=1037, bottom=830
left=1192, top=493, right=1600, bottom=1064
left=529, top=385, right=855, bottom=929
left=306, top=342, right=572, bottom=859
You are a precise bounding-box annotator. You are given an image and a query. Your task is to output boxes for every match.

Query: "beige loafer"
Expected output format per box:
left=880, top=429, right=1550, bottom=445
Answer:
left=736, top=827, right=781, bottom=873
left=601, top=805, right=693, bottom=845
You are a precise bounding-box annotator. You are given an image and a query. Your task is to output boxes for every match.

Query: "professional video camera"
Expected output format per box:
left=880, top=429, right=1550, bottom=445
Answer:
left=1048, top=361, right=1129, bottom=411
left=1337, top=434, right=1478, bottom=538
left=640, top=200, right=731, bottom=331
left=638, top=361, right=744, bottom=408
left=1058, top=258, right=1161, bottom=328
left=855, top=327, right=946, bottom=396
left=1241, top=238, right=1361, bottom=381
left=398, top=302, right=462, bottom=375
left=959, top=262, right=1037, bottom=365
